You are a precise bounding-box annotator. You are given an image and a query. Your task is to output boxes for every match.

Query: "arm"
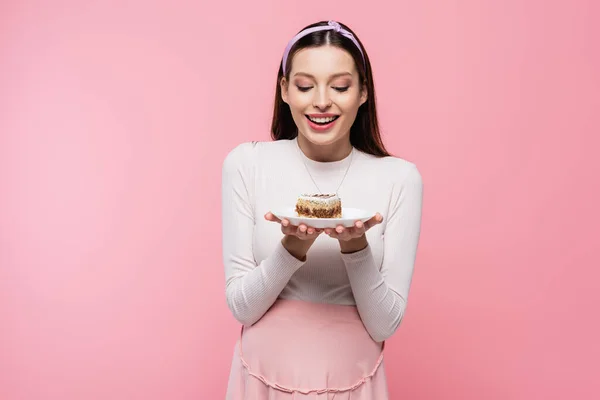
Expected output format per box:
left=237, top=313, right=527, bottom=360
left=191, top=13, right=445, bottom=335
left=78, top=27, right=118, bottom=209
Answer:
left=340, top=164, right=423, bottom=342
left=221, top=143, right=306, bottom=326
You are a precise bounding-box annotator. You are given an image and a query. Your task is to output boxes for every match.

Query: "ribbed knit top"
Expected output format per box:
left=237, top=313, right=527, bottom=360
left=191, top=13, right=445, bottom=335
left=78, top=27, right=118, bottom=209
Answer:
left=221, top=137, right=423, bottom=342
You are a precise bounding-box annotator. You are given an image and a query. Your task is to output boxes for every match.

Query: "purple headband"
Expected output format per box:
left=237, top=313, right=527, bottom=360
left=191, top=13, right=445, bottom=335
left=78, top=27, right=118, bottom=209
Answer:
left=281, top=20, right=366, bottom=73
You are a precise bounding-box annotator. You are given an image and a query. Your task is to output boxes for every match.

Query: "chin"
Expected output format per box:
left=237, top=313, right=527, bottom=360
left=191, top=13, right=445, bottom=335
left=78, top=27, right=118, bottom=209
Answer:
left=300, top=119, right=347, bottom=142
left=302, top=130, right=342, bottom=146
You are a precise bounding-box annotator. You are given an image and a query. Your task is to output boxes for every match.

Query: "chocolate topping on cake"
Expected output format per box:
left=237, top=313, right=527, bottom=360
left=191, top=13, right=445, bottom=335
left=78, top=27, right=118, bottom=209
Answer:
left=301, top=193, right=336, bottom=198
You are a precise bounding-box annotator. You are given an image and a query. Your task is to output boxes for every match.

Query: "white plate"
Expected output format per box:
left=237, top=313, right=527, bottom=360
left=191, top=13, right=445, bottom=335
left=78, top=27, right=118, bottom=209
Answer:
left=271, top=207, right=375, bottom=229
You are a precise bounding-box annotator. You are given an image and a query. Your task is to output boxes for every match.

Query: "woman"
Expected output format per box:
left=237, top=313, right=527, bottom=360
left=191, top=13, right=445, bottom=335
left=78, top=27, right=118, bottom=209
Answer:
left=222, top=20, right=423, bottom=399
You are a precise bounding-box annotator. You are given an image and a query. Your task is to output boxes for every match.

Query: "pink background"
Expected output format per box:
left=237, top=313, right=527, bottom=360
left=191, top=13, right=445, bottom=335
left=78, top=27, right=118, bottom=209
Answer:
left=1, top=1, right=598, bottom=399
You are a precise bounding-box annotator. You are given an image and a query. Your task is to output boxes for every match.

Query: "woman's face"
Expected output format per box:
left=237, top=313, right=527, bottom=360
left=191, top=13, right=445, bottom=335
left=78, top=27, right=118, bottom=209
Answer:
left=281, top=45, right=367, bottom=152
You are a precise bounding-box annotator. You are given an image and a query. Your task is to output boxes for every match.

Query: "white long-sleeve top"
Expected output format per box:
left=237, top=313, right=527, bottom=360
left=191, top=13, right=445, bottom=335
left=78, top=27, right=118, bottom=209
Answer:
left=221, top=137, right=423, bottom=342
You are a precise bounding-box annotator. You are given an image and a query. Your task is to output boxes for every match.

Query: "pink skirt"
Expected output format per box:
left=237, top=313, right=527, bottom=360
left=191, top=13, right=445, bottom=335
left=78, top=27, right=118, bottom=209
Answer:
left=225, top=299, right=389, bottom=399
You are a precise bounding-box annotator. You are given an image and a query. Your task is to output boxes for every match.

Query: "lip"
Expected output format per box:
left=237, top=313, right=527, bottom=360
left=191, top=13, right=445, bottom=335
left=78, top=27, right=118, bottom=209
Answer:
left=305, top=114, right=339, bottom=132
left=306, top=113, right=339, bottom=118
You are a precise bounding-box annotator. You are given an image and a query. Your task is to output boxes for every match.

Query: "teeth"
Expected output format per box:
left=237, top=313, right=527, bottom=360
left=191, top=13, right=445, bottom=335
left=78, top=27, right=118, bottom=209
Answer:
left=308, top=116, right=337, bottom=123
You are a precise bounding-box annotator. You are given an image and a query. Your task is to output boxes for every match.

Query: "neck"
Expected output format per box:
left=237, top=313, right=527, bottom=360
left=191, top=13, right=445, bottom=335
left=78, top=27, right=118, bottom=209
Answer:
left=296, top=134, right=353, bottom=162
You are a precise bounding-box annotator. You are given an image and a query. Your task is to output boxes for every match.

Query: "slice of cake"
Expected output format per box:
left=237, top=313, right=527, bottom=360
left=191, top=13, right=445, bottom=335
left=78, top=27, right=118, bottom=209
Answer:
left=295, top=194, right=342, bottom=218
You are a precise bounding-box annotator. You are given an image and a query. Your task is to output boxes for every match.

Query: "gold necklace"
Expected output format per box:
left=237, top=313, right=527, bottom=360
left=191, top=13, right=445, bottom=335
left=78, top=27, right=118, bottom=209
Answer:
left=296, top=142, right=354, bottom=195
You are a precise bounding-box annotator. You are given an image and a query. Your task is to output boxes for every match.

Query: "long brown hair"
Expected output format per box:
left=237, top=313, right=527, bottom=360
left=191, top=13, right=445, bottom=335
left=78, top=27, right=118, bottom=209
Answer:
left=270, top=21, right=391, bottom=157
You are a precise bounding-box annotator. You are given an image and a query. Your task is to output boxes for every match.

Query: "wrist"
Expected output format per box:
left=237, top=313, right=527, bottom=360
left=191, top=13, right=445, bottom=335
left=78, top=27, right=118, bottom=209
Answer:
left=339, top=235, right=368, bottom=254
left=282, top=235, right=315, bottom=261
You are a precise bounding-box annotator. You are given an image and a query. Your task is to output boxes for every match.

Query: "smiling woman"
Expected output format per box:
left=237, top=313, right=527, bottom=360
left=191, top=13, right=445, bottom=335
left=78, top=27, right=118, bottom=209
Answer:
left=271, top=21, right=389, bottom=163
left=222, top=20, right=424, bottom=399
left=283, top=56, right=365, bottom=149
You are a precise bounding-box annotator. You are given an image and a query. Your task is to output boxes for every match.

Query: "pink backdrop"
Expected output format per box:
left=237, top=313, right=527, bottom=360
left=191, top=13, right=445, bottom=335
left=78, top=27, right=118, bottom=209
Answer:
left=1, top=1, right=598, bottom=399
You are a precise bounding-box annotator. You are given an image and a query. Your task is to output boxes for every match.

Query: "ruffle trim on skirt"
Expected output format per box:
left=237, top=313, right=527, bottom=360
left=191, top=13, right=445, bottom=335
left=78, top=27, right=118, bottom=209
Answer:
left=237, top=326, right=386, bottom=396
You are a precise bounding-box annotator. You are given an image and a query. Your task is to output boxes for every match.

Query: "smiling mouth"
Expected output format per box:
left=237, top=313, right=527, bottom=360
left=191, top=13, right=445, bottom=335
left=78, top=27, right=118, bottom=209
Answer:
left=305, top=115, right=340, bottom=125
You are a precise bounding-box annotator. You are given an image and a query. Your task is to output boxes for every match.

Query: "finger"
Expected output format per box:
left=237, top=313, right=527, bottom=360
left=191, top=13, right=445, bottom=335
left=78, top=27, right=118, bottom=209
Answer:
left=265, top=212, right=282, bottom=223
left=307, top=226, right=322, bottom=235
left=298, top=225, right=314, bottom=240
left=364, top=213, right=383, bottom=230
left=344, top=224, right=363, bottom=239
left=297, top=224, right=308, bottom=235
left=336, top=225, right=352, bottom=241
left=308, top=228, right=322, bottom=237
left=280, top=220, right=296, bottom=235
left=281, top=224, right=292, bottom=235
left=354, top=220, right=367, bottom=236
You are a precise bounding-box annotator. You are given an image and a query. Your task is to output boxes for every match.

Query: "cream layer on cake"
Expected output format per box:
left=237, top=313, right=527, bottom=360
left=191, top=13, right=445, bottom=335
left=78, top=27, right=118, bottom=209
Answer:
left=295, top=193, right=342, bottom=218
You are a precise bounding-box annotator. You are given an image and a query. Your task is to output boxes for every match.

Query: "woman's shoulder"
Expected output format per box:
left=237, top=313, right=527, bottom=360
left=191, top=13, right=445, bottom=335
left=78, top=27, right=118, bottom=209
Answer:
left=222, top=139, right=291, bottom=171
left=358, top=151, right=423, bottom=186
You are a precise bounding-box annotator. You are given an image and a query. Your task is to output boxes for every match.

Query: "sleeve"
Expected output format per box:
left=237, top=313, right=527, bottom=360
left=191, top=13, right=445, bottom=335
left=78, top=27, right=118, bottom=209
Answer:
left=340, top=163, right=423, bottom=342
left=221, top=142, right=306, bottom=326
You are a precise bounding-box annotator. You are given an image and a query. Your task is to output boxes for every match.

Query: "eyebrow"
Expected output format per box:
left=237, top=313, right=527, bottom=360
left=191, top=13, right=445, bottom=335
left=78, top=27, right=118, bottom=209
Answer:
left=292, top=72, right=353, bottom=79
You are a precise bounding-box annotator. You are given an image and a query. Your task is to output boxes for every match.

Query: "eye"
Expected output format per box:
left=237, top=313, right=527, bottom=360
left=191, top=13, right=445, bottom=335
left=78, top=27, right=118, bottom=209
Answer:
left=333, top=86, right=349, bottom=92
left=296, top=85, right=312, bottom=92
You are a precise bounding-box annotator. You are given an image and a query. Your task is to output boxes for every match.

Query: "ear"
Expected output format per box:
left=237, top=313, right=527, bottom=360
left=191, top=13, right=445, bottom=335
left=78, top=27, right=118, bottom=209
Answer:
left=280, top=77, right=289, bottom=104
left=359, top=81, right=368, bottom=105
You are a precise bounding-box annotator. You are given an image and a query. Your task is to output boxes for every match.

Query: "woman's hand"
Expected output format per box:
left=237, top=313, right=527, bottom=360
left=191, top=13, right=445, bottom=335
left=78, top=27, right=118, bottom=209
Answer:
left=264, top=212, right=322, bottom=261
left=324, top=213, right=383, bottom=241
left=264, top=212, right=323, bottom=240
left=325, top=213, right=384, bottom=253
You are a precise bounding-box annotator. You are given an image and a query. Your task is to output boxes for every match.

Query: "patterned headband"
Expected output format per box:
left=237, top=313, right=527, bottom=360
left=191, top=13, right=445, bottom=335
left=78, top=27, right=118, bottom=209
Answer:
left=281, top=20, right=366, bottom=73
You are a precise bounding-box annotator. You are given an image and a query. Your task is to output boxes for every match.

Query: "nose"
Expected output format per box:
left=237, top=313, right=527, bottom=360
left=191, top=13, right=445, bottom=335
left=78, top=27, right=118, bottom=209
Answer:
left=312, top=88, right=332, bottom=110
